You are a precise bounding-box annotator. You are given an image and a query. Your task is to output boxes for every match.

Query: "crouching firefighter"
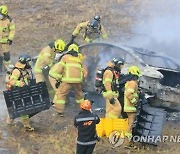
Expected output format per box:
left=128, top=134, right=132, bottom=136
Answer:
left=49, top=44, right=84, bottom=117
left=34, top=39, right=66, bottom=99
left=123, top=66, right=141, bottom=148
left=71, top=15, right=107, bottom=43
left=6, top=54, right=34, bottom=131
left=74, top=100, right=100, bottom=154
left=102, top=57, right=124, bottom=119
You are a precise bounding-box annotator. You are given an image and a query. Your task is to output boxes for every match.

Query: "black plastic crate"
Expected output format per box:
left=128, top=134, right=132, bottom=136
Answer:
left=3, top=82, right=51, bottom=119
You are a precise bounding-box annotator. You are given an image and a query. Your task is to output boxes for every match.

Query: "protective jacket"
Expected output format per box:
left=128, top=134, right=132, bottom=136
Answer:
left=124, top=80, right=139, bottom=112
left=49, top=53, right=84, bottom=83
left=72, top=21, right=107, bottom=42
left=74, top=110, right=100, bottom=145
left=102, top=62, right=119, bottom=99
left=9, top=62, right=30, bottom=88
left=0, top=16, right=15, bottom=43
left=34, top=43, right=55, bottom=73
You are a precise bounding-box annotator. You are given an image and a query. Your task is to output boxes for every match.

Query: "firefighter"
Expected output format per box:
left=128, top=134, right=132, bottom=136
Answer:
left=71, top=15, right=107, bottom=43
left=49, top=44, right=84, bottom=117
left=102, top=57, right=124, bottom=119
left=123, top=66, right=141, bottom=148
left=74, top=100, right=100, bottom=154
left=0, top=5, right=15, bottom=73
left=6, top=54, right=34, bottom=131
left=34, top=39, right=66, bottom=99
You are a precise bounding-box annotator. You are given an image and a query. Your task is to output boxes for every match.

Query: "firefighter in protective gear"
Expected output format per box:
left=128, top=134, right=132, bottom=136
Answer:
left=34, top=39, right=66, bottom=99
left=71, top=15, right=107, bottom=43
left=123, top=66, right=141, bottom=148
left=6, top=54, right=34, bottom=131
left=74, top=100, right=100, bottom=154
left=103, top=57, right=124, bottom=119
left=49, top=44, right=84, bottom=116
left=0, top=5, right=15, bottom=72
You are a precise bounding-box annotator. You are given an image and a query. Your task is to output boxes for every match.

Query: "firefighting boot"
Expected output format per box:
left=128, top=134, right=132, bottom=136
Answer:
left=21, top=118, right=34, bottom=132
left=5, top=115, right=14, bottom=125
left=52, top=103, right=65, bottom=117
left=3, top=60, right=11, bottom=71
left=123, top=137, right=134, bottom=149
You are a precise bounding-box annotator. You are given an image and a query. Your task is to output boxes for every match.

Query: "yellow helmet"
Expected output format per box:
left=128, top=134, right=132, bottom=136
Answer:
left=54, top=39, right=65, bottom=52
left=128, top=66, right=141, bottom=77
left=68, top=44, right=79, bottom=52
left=0, top=5, right=8, bottom=15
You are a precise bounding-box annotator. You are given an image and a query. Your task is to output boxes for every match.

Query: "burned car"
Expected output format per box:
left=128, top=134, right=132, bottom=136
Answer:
left=79, top=42, right=180, bottom=110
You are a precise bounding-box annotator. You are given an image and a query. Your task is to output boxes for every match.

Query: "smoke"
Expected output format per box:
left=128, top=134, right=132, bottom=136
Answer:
left=126, top=0, right=180, bottom=61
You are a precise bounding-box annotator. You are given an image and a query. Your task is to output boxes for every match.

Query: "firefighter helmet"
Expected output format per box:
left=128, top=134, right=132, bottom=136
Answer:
left=18, top=54, right=31, bottom=64
left=128, top=66, right=141, bottom=77
left=54, top=39, right=66, bottom=52
left=112, top=57, right=124, bottom=72
left=80, top=100, right=92, bottom=111
left=112, top=57, right=124, bottom=66
left=88, top=19, right=99, bottom=29
left=68, top=44, right=79, bottom=52
left=0, top=5, right=8, bottom=15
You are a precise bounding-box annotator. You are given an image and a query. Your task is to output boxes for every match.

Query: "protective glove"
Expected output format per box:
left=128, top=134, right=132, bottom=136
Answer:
left=42, top=65, right=50, bottom=77
left=109, top=98, right=115, bottom=104
left=7, top=39, right=13, bottom=45
left=71, top=35, right=76, bottom=42
left=64, top=35, right=77, bottom=51
left=55, top=81, right=61, bottom=89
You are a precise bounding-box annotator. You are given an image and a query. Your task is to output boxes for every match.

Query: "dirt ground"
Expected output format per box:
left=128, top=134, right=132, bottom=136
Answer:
left=0, top=0, right=180, bottom=153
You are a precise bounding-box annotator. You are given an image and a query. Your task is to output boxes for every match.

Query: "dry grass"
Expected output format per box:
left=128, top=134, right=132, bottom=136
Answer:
left=0, top=0, right=180, bottom=153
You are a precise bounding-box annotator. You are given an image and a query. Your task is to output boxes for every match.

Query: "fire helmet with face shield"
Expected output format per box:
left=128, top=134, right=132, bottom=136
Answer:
left=112, top=57, right=124, bottom=72
left=18, top=54, right=32, bottom=69
left=88, top=19, right=99, bottom=30
left=0, top=5, right=8, bottom=16
left=54, top=39, right=66, bottom=52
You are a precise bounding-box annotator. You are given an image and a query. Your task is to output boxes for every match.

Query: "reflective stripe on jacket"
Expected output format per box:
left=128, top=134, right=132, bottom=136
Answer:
left=0, top=17, right=15, bottom=43
left=74, top=110, right=100, bottom=144
left=102, top=65, right=119, bottom=99
left=124, top=80, right=139, bottom=112
left=49, top=54, right=84, bottom=83
left=34, top=46, right=55, bottom=73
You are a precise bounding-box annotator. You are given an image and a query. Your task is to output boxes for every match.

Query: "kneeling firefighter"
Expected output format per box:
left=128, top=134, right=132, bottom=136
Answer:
left=102, top=57, right=124, bottom=119
left=124, top=66, right=141, bottom=147
left=34, top=39, right=66, bottom=99
left=49, top=44, right=84, bottom=116
left=6, top=54, right=34, bottom=131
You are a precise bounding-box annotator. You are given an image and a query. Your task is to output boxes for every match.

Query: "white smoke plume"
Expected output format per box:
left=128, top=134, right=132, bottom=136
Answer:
left=126, top=0, right=180, bottom=62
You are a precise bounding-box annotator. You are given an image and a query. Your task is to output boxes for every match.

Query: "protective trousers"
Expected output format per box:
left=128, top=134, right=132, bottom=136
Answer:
left=105, top=98, right=122, bottom=119
left=76, top=143, right=96, bottom=154
left=48, top=76, right=58, bottom=91
left=53, top=82, right=84, bottom=114
left=125, top=112, right=136, bottom=139
left=0, top=43, right=11, bottom=70
left=35, top=73, right=55, bottom=100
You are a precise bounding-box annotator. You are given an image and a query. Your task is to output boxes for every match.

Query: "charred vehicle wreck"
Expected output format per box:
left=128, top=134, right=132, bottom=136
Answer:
left=79, top=42, right=180, bottom=110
